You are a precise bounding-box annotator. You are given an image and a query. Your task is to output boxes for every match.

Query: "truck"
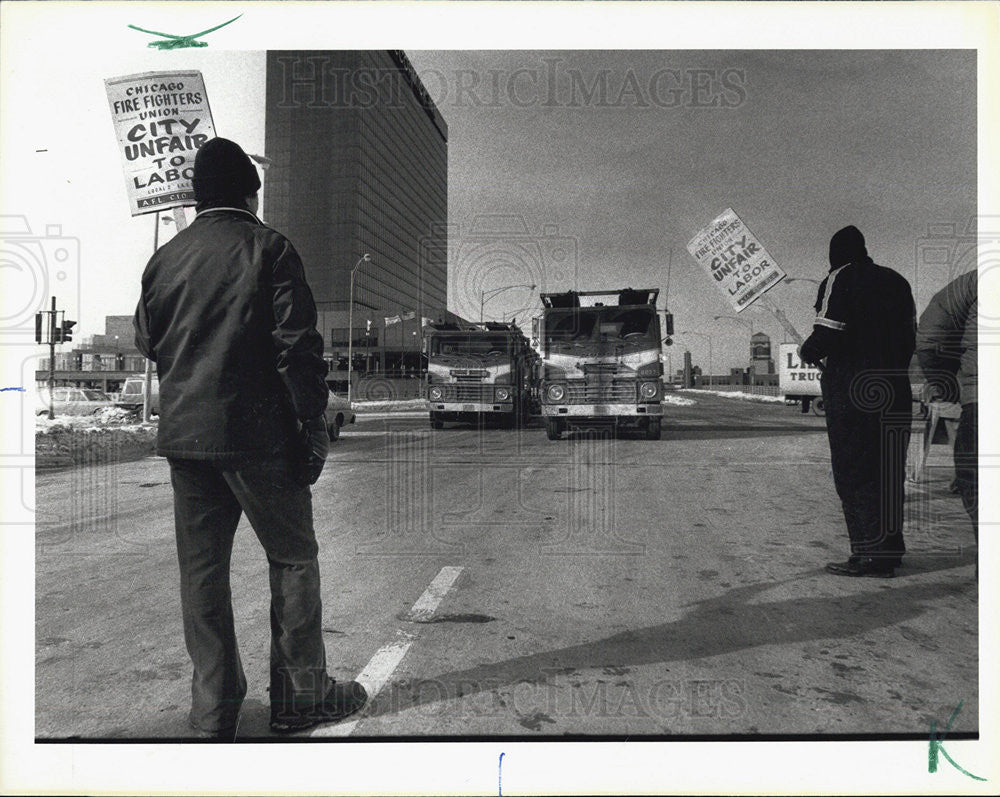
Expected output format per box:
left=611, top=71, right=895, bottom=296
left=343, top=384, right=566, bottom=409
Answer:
left=778, top=342, right=824, bottom=415
left=116, top=374, right=160, bottom=416
left=425, top=321, right=539, bottom=429
left=779, top=341, right=930, bottom=419
left=535, top=288, right=670, bottom=440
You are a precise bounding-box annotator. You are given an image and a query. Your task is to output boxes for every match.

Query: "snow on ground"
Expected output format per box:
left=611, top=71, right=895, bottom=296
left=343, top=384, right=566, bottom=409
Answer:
left=35, top=407, right=155, bottom=434
left=678, top=388, right=786, bottom=404
left=661, top=393, right=697, bottom=406
left=352, top=398, right=427, bottom=412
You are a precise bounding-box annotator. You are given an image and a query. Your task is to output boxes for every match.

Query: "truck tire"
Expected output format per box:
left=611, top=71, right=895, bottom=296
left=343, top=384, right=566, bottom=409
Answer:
left=327, top=420, right=340, bottom=441
left=545, top=419, right=562, bottom=440
left=646, top=417, right=662, bottom=440
left=812, top=398, right=826, bottom=416
left=430, top=413, right=444, bottom=430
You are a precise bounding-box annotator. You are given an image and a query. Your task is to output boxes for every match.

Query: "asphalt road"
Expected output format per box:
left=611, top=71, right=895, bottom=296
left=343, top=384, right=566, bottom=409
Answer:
left=34, top=392, right=978, bottom=739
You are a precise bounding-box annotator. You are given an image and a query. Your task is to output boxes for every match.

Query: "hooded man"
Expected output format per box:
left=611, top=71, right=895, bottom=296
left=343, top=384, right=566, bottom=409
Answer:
left=799, top=225, right=916, bottom=577
left=134, top=137, right=366, bottom=738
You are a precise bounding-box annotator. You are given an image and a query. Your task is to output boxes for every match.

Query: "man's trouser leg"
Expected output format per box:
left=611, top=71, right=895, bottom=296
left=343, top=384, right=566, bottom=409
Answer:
left=825, top=385, right=907, bottom=563
left=169, top=458, right=248, bottom=732
left=220, top=455, right=332, bottom=723
left=954, top=402, right=978, bottom=537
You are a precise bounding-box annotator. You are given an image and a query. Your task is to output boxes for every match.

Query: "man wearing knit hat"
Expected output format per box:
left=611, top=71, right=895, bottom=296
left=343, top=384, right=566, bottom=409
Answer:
left=799, top=225, right=916, bottom=578
left=134, top=137, right=367, bottom=738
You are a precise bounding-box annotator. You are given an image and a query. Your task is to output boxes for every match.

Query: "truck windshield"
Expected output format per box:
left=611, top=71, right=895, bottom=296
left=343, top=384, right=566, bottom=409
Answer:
left=545, top=308, right=658, bottom=346
left=430, top=334, right=510, bottom=357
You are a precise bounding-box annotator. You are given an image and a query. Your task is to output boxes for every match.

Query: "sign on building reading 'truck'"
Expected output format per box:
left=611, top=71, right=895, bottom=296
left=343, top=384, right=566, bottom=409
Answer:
left=686, top=208, right=786, bottom=312
left=105, top=70, right=216, bottom=216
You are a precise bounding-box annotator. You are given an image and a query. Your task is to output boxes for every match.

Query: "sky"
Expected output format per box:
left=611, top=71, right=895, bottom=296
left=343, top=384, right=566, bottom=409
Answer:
left=407, top=49, right=977, bottom=370
left=1, top=45, right=978, bottom=373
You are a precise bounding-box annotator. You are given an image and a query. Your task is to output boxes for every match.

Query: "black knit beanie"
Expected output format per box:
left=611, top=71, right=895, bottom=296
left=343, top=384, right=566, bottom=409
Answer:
left=828, top=225, right=868, bottom=269
left=192, top=138, right=261, bottom=208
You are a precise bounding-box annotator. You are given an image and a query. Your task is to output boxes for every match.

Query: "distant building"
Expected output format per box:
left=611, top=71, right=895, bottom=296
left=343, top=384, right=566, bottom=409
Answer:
left=750, top=331, right=775, bottom=377
left=264, top=50, right=451, bottom=377
left=36, top=315, right=145, bottom=393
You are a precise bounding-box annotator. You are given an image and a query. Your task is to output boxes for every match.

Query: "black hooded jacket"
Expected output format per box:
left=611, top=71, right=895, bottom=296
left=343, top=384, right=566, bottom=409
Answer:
left=799, top=227, right=916, bottom=391
left=134, top=207, right=328, bottom=460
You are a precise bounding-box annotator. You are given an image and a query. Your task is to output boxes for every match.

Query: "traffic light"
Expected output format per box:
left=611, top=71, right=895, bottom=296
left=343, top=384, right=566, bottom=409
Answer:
left=35, top=313, right=43, bottom=344
left=663, top=312, right=674, bottom=336
left=58, top=320, right=76, bottom=343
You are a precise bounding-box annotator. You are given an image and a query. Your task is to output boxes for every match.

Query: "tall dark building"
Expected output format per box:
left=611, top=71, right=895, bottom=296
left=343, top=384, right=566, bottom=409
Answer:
left=264, top=51, right=449, bottom=368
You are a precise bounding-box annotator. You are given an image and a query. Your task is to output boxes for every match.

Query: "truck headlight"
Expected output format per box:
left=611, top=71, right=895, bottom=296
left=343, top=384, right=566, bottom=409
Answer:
left=495, top=387, right=510, bottom=401
left=639, top=381, right=659, bottom=399
left=429, top=386, right=443, bottom=401
left=546, top=384, right=565, bottom=402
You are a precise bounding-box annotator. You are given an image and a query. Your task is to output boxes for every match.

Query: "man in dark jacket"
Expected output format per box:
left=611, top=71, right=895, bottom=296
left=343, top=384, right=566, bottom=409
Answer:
left=800, top=225, right=916, bottom=577
left=134, top=137, right=366, bottom=738
left=916, top=270, right=977, bottom=532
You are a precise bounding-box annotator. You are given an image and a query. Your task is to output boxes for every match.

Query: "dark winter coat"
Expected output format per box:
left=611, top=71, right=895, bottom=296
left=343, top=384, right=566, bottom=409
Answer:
left=799, top=258, right=916, bottom=407
left=134, top=207, right=328, bottom=460
left=916, top=270, right=977, bottom=405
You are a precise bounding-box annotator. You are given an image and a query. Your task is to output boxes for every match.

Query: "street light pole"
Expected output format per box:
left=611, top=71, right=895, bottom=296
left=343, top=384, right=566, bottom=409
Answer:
left=480, top=283, right=536, bottom=323
left=347, top=253, right=372, bottom=404
left=783, top=277, right=822, bottom=286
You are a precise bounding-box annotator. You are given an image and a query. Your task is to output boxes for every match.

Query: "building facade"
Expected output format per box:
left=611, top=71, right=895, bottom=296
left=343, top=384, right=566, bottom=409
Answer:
left=750, top=331, right=776, bottom=377
left=264, top=50, right=450, bottom=375
left=36, top=315, right=145, bottom=393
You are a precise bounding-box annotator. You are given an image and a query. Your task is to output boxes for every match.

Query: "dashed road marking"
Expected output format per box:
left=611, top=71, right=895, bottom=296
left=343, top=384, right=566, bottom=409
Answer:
left=403, top=565, right=465, bottom=622
left=311, top=565, right=464, bottom=737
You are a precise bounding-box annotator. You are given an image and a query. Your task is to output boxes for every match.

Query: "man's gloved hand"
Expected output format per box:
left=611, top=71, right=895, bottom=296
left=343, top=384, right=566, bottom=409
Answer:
left=297, top=415, right=329, bottom=486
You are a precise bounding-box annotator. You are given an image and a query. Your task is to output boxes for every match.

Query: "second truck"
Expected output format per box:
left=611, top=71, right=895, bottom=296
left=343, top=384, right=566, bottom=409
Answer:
left=425, top=321, right=539, bottom=429
left=535, top=288, right=670, bottom=440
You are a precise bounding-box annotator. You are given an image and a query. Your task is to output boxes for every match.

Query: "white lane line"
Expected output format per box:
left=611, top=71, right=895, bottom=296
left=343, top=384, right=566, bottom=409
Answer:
left=310, top=565, right=464, bottom=737
left=404, top=565, right=465, bottom=622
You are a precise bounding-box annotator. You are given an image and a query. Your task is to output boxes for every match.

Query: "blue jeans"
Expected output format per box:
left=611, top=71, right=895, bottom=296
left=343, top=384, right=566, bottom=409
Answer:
left=168, top=455, right=332, bottom=732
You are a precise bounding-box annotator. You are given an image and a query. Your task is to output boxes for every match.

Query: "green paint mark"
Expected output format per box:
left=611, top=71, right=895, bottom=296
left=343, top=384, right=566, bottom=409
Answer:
left=129, top=14, right=242, bottom=50
left=928, top=701, right=986, bottom=781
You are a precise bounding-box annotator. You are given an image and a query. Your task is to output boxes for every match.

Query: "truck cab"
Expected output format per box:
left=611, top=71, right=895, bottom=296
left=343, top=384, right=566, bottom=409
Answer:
left=536, top=288, right=666, bottom=440
left=425, top=321, right=538, bottom=429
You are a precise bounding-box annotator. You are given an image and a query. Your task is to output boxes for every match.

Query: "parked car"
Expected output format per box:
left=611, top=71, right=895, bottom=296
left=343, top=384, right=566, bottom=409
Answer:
left=36, top=387, right=114, bottom=417
left=116, top=375, right=159, bottom=415
left=324, top=387, right=356, bottom=441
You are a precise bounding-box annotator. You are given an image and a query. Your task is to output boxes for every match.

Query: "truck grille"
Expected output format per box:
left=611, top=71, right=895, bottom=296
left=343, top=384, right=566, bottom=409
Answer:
left=563, top=382, right=636, bottom=403
left=441, top=384, right=493, bottom=402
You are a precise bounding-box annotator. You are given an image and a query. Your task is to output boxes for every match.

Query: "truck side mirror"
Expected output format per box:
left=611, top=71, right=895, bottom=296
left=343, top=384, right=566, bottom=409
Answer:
left=663, top=312, right=674, bottom=336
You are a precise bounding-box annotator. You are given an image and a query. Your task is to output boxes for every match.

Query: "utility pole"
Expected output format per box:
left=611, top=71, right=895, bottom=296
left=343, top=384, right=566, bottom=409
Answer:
left=37, top=297, right=73, bottom=419
left=48, top=296, right=57, bottom=420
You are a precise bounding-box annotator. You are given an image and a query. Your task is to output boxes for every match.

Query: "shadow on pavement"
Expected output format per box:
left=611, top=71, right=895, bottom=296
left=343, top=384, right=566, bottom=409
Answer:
left=364, top=571, right=976, bottom=724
